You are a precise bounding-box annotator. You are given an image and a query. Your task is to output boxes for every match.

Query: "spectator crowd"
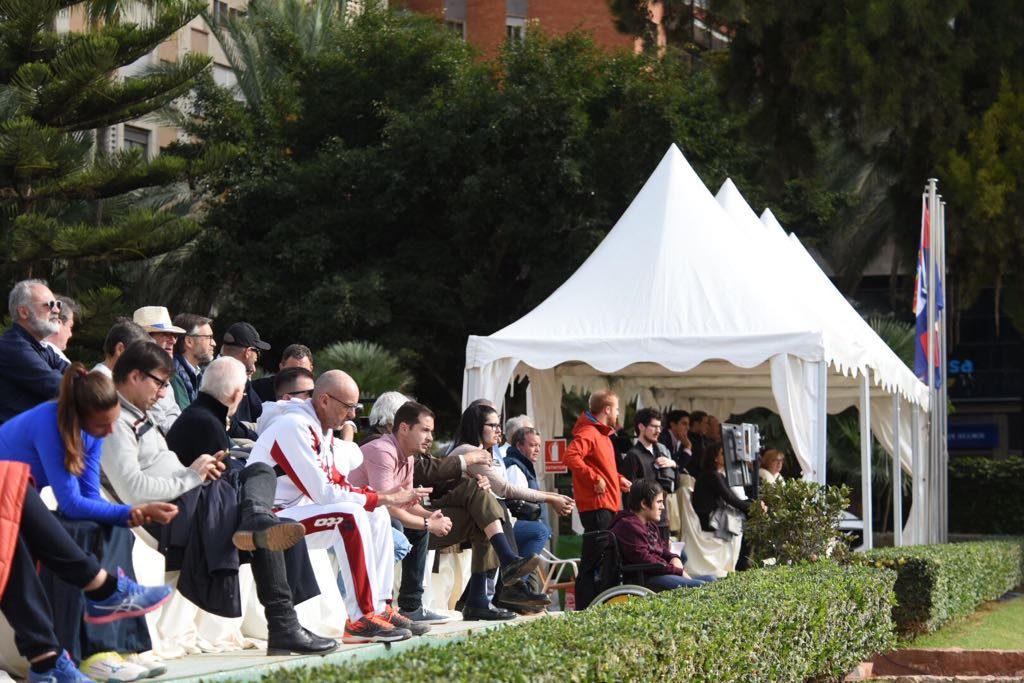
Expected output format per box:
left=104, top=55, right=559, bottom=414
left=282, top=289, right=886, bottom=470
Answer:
left=0, top=278, right=784, bottom=682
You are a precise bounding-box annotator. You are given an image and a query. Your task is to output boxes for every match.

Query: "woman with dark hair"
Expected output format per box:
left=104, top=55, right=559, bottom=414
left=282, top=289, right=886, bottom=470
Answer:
left=690, top=441, right=752, bottom=533
left=0, top=364, right=177, bottom=527
left=447, top=403, right=573, bottom=616
left=450, top=405, right=574, bottom=520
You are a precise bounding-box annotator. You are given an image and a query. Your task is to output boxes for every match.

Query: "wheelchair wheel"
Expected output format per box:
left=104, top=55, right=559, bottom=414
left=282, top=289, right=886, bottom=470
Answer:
left=589, top=583, right=655, bottom=608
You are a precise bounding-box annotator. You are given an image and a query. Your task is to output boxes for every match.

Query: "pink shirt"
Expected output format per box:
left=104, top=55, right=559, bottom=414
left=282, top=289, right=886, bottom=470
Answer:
left=352, top=433, right=415, bottom=509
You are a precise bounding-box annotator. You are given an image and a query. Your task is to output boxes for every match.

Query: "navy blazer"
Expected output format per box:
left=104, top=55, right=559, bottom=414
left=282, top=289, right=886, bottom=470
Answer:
left=0, top=324, right=69, bottom=424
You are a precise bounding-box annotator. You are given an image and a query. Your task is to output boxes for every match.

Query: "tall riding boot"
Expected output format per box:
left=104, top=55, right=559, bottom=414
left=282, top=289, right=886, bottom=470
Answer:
left=234, top=463, right=305, bottom=552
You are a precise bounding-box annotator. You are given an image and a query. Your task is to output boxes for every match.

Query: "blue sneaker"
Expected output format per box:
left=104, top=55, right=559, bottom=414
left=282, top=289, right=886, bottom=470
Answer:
left=27, top=650, right=96, bottom=682
left=84, top=569, right=172, bottom=625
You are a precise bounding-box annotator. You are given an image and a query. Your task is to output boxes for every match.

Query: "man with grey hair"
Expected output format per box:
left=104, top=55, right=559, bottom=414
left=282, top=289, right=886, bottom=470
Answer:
left=499, top=414, right=534, bottom=457
left=0, top=279, right=70, bottom=424
left=358, top=391, right=410, bottom=446
left=41, top=295, right=76, bottom=365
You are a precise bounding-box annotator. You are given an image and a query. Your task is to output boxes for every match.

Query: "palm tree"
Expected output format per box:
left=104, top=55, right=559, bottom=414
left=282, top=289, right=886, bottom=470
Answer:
left=315, top=340, right=413, bottom=400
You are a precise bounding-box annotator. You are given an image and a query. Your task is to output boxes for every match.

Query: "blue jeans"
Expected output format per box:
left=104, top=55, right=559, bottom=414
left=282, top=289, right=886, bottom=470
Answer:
left=512, top=519, right=551, bottom=559
left=646, top=573, right=716, bottom=592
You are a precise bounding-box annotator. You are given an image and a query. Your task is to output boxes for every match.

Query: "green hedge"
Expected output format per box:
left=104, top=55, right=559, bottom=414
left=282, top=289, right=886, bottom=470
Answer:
left=949, top=457, right=1024, bottom=534
left=856, top=539, right=1024, bottom=635
left=258, top=564, right=895, bottom=683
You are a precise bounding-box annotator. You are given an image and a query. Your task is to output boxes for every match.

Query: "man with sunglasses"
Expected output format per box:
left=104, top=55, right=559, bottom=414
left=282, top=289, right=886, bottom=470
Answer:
left=0, top=279, right=71, bottom=425
left=220, top=322, right=271, bottom=443
left=273, top=366, right=316, bottom=401
left=248, top=370, right=425, bottom=643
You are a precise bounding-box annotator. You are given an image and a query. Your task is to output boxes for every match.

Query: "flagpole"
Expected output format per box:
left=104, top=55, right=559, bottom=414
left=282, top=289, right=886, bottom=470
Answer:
left=926, top=179, right=938, bottom=544
left=938, top=199, right=949, bottom=542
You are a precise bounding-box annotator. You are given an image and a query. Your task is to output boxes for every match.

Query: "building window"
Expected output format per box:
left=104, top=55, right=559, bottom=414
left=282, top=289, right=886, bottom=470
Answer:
left=213, top=1, right=229, bottom=25
left=506, top=17, right=526, bottom=43
left=123, top=125, right=151, bottom=157
left=445, top=20, right=466, bottom=40
left=190, top=28, right=209, bottom=54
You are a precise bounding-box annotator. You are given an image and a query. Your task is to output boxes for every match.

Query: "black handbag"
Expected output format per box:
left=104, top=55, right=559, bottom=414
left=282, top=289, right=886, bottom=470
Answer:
left=507, top=498, right=543, bottom=521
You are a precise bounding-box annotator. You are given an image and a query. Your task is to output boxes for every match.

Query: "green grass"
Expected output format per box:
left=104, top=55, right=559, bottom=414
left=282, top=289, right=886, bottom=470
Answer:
left=910, top=593, right=1024, bottom=650
left=554, top=532, right=582, bottom=560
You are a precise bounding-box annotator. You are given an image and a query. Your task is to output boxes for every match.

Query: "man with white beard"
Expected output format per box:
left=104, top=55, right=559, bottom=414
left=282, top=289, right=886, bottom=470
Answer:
left=0, top=279, right=70, bottom=425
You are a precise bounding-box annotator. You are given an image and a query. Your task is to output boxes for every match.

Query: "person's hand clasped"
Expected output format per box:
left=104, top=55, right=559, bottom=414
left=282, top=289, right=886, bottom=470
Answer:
left=426, top=509, right=452, bottom=537
left=129, top=502, right=178, bottom=527
left=475, top=473, right=491, bottom=492
left=551, top=495, right=575, bottom=516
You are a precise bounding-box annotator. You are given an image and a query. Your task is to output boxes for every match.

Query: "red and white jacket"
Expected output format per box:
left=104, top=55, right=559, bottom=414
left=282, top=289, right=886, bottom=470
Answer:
left=248, top=399, right=378, bottom=511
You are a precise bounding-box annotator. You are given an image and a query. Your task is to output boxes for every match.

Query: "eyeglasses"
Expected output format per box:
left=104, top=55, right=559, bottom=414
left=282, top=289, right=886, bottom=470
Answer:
left=483, top=423, right=501, bottom=430
left=287, top=389, right=314, bottom=399
left=144, top=371, right=171, bottom=389
left=35, top=300, right=62, bottom=311
left=325, top=393, right=362, bottom=413
left=247, top=346, right=261, bottom=356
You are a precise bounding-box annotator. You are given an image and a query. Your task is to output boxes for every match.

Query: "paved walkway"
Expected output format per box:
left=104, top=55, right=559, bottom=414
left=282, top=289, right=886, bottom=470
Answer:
left=157, top=611, right=553, bottom=682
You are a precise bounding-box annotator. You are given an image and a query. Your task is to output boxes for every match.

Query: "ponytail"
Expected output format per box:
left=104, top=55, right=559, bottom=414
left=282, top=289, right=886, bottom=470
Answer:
left=57, top=363, right=118, bottom=476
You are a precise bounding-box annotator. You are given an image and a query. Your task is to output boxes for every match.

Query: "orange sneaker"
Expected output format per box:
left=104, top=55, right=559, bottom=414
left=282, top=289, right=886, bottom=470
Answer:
left=342, top=614, right=411, bottom=643
left=382, top=604, right=430, bottom=636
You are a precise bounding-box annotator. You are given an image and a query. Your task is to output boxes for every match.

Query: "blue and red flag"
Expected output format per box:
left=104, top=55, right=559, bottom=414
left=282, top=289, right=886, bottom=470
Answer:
left=913, top=197, right=944, bottom=386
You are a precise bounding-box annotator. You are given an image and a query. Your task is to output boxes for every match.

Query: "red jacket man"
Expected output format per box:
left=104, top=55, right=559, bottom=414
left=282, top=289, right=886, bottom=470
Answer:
left=563, top=389, right=629, bottom=609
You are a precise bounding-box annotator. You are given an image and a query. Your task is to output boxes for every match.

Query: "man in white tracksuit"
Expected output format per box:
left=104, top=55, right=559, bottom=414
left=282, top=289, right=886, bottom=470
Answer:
left=248, top=370, right=422, bottom=643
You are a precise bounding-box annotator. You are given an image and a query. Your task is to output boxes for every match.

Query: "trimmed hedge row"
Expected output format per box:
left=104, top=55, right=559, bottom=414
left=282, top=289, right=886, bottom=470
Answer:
left=856, top=538, right=1024, bottom=635
left=949, top=457, right=1024, bottom=534
left=260, top=564, right=896, bottom=683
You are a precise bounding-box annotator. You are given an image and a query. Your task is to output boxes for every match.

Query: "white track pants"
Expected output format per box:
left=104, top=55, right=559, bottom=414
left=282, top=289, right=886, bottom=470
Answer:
left=277, top=503, right=394, bottom=621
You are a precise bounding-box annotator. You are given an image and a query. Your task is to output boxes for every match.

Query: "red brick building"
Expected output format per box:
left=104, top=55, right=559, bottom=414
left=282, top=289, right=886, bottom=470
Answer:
left=396, top=0, right=638, bottom=55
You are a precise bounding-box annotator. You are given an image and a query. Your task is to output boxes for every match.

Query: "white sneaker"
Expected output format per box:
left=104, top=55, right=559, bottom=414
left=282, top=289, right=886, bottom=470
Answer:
left=79, top=653, right=149, bottom=682
left=122, top=653, right=166, bottom=679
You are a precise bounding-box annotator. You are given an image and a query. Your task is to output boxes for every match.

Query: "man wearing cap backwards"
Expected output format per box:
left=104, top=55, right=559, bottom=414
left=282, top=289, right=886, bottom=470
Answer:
left=220, top=322, right=271, bottom=443
left=0, top=279, right=71, bottom=425
left=132, top=306, right=185, bottom=433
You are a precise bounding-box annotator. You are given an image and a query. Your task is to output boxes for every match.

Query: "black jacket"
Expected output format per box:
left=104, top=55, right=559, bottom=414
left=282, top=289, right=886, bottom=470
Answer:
left=166, top=392, right=232, bottom=467
left=251, top=375, right=277, bottom=403
left=691, top=469, right=752, bottom=532
left=624, top=441, right=672, bottom=527
left=228, top=380, right=262, bottom=441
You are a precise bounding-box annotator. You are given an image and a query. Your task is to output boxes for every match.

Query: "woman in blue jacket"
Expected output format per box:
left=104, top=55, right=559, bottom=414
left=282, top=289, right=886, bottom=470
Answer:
left=0, top=364, right=176, bottom=528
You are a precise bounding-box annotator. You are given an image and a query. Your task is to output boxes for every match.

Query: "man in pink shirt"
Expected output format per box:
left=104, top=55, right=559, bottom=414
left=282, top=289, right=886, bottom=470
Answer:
left=351, top=401, right=454, bottom=624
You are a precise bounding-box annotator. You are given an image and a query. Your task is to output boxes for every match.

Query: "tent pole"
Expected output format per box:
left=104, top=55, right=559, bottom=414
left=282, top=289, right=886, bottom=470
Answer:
left=859, top=373, right=873, bottom=550
left=911, top=403, right=924, bottom=545
left=816, top=360, right=828, bottom=486
left=892, top=393, right=903, bottom=547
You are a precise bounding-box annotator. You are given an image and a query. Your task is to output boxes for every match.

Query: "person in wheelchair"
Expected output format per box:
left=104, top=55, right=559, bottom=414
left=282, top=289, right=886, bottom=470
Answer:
left=609, top=479, right=715, bottom=592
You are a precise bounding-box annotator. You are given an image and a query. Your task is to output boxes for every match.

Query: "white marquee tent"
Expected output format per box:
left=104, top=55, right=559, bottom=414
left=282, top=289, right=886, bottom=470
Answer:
left=462, top=144, right=932, bottom=543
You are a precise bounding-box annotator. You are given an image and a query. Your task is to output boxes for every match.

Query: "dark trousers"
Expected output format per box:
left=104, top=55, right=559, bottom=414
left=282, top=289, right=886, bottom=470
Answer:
left=41, top=519, right=150, bottom=663
left=398, top=522, right=430, bottom=612
left=575, top=508, right=614, bottom=610
left=0, top=488, right=101, bottom=661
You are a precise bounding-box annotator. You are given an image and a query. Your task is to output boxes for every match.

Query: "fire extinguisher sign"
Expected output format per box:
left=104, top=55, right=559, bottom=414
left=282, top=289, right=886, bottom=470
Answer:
left=544, top=438, right=568, bottom=474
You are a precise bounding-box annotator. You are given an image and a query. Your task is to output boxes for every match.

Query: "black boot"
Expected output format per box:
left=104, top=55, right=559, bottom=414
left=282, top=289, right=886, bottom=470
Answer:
left=267, top=626, right=338, bottom=656
left=235, top=463, right=305, bottom=551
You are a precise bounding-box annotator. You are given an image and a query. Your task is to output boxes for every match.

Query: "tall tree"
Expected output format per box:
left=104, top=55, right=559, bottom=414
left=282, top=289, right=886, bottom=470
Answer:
left=0, top=0, right=210, bottom=303
left=176, top=5, right=747, bottom=419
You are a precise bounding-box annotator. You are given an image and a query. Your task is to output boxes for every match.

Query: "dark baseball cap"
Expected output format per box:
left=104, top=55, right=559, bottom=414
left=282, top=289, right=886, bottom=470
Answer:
left=222, top=322, right=271, bottom=350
